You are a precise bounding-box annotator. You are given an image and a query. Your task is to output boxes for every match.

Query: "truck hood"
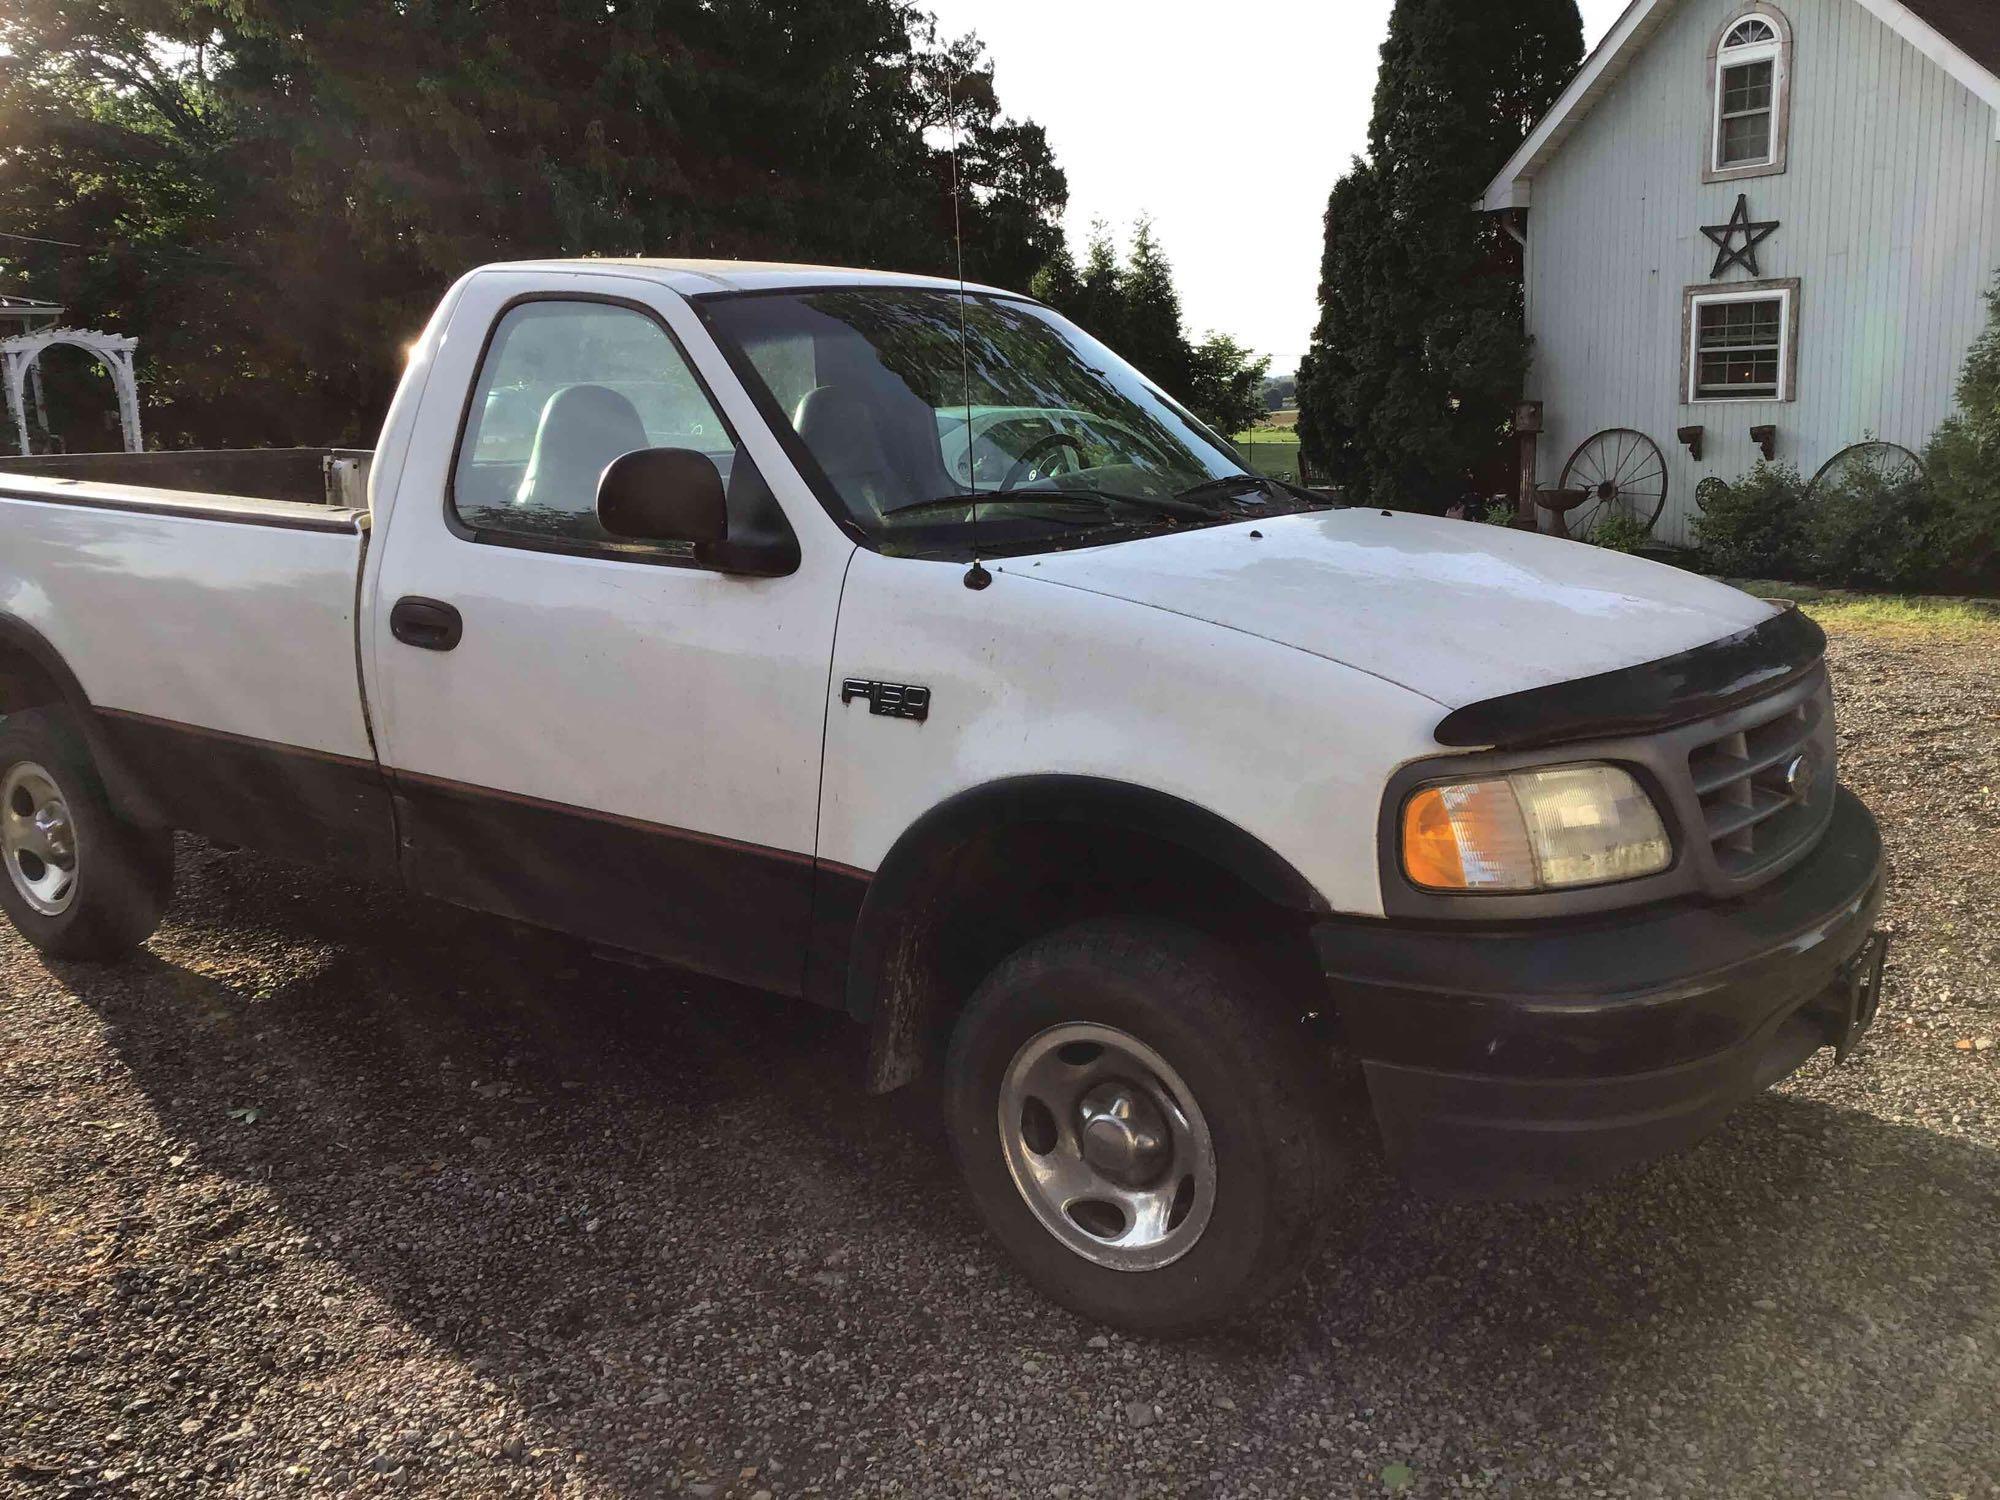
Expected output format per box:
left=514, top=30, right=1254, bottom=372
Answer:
left=1006, top=508, right=1776, bottom=709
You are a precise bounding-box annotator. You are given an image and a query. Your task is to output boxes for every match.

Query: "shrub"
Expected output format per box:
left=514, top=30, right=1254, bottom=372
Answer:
left=1694, top=277, right=2000, bottom=595
left=1804, top=463, right=1946, bottom=590
left=1692, top=461, right=1809, bottom=578
left=1588, top=511, right=1653, bottom=554
left=1923, top=422, right=2000, bottom=592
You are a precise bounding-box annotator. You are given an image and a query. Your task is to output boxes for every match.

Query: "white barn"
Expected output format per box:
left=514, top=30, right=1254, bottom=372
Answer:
left=1479, top=0, right=2000, bottom=547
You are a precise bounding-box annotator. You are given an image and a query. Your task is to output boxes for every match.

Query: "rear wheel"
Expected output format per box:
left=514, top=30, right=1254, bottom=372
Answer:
left=944, top=917, right=1339, bottom=1334
left=0, top=708, right=172, bottom=959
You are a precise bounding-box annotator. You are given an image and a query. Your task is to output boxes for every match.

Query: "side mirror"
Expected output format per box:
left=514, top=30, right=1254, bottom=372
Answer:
left=596, top=447, right=728, bottom=545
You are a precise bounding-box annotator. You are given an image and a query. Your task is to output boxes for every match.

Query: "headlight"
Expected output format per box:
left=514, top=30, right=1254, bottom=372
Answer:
left=1400, top=763, right=1671, bottom=893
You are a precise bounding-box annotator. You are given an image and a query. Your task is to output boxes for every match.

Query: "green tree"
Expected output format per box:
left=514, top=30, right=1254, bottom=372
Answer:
left=907, top=21, right=1069, bottom=293
left=0, top=0, right=1067, bottom=447
left=0, top=4, right=243, bottom=445
left=1047, top=219, right=1130, bottom=354
left=1185, top=332, right=1272, bottom=440
left=1115, top=218, right=1190, bottom=393
left=1920, top=276, right=2000, bottom=590
left=1034, top=218, right=1269, bottom=439
left=1297, top=0, right=1582, bottom=508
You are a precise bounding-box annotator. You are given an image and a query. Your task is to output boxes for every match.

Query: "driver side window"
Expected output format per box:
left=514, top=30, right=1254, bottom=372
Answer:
left=452, top=299, right=741, bottom=553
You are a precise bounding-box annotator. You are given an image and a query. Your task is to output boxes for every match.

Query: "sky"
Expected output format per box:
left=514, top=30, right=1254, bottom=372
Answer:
left=920, top=0, right=1632, bottom=375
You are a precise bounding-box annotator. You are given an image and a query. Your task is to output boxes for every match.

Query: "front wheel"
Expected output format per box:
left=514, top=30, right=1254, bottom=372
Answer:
left=0, top=707, right=173, bottom=959
left=944, top=918, right=1340, bottom=1334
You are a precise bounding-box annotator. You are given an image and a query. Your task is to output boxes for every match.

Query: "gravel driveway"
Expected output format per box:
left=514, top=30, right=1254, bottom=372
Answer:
left=3, top=618, right=1995, bottom=1500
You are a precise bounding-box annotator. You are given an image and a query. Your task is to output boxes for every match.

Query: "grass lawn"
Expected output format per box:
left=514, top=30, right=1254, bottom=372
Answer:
left=1236, top=408, right=1299, bottom=435
left=1233, top=425, right=1304, bottom=484
left=1733, top=581, right=2000, bottom=637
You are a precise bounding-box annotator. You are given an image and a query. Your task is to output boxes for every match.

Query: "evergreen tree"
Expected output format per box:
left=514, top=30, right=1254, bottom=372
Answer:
left=1921, top=277, right=2000, bottom=588
left=1072, top=221, right=1129, bottom=352
left=1026, top=245, right=1080, bottom=317
left=1033, top=219, right=1267, bottom=438
left=1297, top=0, right=1582, bottom=508
left=1116, top=218, right=1190, bottom=393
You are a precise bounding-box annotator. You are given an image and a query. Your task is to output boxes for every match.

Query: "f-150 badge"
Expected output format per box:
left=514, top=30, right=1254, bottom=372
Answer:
left=841, top=679, right=931, bottom=722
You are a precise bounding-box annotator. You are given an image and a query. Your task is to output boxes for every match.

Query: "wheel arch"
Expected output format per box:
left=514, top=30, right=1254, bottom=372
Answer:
left=0, top=612, right=156, bottom=824
left=0, top=613, right=81, bottom=720
left=847, top=774, right=1331, bottom=1092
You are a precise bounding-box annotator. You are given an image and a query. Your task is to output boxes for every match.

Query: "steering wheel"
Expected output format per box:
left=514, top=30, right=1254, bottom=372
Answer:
left=998, top=433, right=1087, bottom=493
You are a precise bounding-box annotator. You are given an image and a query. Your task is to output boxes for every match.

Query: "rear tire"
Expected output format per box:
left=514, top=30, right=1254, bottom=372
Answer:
left=0, top=708, right=173, bottom=960
left=944, top=917, right=1339, bottom=1334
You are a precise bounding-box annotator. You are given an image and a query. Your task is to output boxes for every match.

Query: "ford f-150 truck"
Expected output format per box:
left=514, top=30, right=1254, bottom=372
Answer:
left=0, top=260, right=1887, bottom=1332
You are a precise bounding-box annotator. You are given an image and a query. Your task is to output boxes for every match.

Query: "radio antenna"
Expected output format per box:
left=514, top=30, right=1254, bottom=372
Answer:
left=945, top=59, right=990, bottom=590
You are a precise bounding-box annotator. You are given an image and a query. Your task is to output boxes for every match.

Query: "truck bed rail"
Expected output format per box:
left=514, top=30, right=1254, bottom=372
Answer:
left=0, top=448, right=372, bottom=509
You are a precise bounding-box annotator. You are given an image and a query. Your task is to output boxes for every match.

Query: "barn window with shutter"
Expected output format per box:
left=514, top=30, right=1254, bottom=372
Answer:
left=1706, top=9, right=1791, bottom=182
left=1684, top=282, right=1798, bottom=403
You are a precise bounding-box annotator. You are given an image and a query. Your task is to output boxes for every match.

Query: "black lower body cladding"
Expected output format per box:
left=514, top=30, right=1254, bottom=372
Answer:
left=1319, top=787, right=1885, bottom=1196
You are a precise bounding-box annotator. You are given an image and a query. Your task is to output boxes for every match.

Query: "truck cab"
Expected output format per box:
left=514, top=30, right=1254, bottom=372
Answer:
left=0, top=259, right=1886, bottom=1331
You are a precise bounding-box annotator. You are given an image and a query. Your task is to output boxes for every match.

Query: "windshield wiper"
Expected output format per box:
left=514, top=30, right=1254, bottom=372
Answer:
left=883, top=488, right=1219, bottom=522
left=1177, top=473, right=1340, bottom=512
left=1175, top=473, right=1276, bottom=506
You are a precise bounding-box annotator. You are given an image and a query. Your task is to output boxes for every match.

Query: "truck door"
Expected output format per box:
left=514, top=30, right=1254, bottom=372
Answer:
left=364, top=271, right=848, bottom=994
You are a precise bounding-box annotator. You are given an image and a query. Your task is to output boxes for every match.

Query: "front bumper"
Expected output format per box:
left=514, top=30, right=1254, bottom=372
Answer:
left=1317, top=786, right=1886, bottom=1197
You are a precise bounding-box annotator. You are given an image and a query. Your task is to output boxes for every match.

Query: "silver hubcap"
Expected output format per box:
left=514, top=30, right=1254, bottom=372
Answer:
left=998, top=1023, right=1216, bottom=1271
left=2, top=761, right=78, bottom=917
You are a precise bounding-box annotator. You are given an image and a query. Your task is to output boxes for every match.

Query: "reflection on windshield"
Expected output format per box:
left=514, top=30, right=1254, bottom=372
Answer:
left=700, top=289, right=1321, bottom=555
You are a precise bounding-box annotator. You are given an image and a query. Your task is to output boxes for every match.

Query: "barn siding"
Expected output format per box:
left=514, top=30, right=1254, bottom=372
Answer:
left=1524, top=0, right=2000, bottom=547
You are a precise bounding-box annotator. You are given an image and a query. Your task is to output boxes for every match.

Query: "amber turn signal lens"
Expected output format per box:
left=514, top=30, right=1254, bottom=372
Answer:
left=1401, top=787, right=1468, bottom=889
left=1399, top=779, right=1538, bottom=891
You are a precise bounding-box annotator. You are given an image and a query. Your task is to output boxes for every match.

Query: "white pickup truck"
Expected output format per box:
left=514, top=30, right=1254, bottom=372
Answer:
left=0, top=259, right=1887, bottom=1332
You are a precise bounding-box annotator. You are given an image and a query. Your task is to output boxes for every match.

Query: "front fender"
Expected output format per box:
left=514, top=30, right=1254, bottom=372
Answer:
left=819, top=551, right=1447, bottom=1090
left=818, top=550, right=1446, bottom=922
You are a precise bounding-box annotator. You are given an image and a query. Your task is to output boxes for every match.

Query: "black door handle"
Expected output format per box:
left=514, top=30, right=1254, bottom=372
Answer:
left=390, top=596, right=463, bottom=651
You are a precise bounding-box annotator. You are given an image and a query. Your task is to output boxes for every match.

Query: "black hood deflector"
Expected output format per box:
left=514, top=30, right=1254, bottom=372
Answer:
left=1432, top=606, right=1826, bottom=751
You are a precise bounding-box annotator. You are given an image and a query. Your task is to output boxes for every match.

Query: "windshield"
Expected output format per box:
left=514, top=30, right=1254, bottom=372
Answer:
left=698, top=289, right=1323, bottom=556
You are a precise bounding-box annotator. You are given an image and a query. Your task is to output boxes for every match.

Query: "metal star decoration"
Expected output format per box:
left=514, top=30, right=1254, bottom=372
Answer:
left=1702, top=193, right=1779, bottom=278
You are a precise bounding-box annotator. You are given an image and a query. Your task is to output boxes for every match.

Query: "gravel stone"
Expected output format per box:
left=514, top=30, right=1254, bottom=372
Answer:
left=0, top=619, right=1993, bottom=1496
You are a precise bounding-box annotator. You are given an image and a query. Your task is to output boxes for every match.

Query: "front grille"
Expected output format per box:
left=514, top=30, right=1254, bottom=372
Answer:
left=1684, top=672, right=1836, bottom=881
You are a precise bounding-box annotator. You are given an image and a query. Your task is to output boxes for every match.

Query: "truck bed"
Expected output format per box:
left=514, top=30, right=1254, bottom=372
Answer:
left=0, top=448, right=379, bottom=794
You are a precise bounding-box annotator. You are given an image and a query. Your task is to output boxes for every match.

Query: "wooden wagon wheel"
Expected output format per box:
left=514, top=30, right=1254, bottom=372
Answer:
left=1808, top=441, right=1923, bottom=497
left=1557, top=429, right=1669, bottom=540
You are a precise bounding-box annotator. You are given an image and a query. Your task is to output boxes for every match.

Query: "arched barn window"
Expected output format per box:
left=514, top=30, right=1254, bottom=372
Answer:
left=1707, top=8, right=1792, bottom=182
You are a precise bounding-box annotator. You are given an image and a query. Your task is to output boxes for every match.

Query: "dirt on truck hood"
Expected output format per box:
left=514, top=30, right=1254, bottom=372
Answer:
left=1008, top=506, right=1778, bottom=709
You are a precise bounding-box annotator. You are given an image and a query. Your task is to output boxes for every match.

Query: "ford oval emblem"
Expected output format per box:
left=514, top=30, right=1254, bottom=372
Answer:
left=1783, top=751, right=1816, bottom=800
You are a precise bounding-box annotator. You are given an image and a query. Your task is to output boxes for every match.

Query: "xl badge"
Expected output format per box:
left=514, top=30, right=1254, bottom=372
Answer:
left=841, top=678, right=931, bottom=722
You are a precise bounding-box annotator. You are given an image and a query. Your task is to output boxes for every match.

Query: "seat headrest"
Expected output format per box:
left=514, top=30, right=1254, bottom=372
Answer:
left=516, top=384, right=650, bottom=512
left=794, top=385, right=895, bottom=478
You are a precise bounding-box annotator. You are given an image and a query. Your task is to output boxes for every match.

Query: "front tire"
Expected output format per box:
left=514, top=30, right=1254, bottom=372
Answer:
left=944, top=918, right=1339, bottom=1334
left=0, top=708, right=173, bottom=959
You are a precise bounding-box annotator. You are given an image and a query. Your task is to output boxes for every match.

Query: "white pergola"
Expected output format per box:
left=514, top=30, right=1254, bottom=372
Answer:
left=3, top=326, right=144, bottom=456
